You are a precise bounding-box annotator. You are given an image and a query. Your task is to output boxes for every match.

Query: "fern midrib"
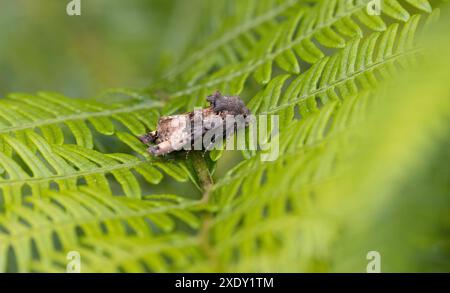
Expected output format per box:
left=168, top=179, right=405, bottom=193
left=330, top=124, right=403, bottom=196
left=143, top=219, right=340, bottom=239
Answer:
left=0, top=200, right=202, bottom=243
left=0, top=157, right=150, bottom=187
left=86, top=237, right=199, bottom=272
left=163, top=0, right=299, bottom=80
left=0, top=100, right=162, bottom=134
left=169, top=2, right=367, bottom=98
left=263, top=47, right=422, bottom=114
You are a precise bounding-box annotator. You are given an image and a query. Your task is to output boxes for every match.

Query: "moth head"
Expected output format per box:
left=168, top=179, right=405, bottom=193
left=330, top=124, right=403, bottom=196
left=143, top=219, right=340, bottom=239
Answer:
left=206, top=90, right=223, bottom=105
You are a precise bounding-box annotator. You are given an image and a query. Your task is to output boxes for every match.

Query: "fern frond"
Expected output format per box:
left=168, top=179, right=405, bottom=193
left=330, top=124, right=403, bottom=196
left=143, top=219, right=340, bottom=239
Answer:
left=208, top=12, right=428, bottom=162
left=0, top=187, right=204, bottom=272
left=0, top=132, right=189, bottom=203
left=253, top=14, right=423, bottom=117
left=32, top=234, right=201, bottom=273
left=163, top=0, right=302, bottom=82
left=204, top=17, right=450, bottom=271
left=0, top=91, right=162, bottom=149
left=163, top=0, right=433, bottom=109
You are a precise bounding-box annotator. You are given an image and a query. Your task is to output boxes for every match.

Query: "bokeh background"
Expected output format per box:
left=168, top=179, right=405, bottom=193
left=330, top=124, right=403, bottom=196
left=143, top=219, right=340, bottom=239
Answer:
left=0, top=0, right=212, bottom=97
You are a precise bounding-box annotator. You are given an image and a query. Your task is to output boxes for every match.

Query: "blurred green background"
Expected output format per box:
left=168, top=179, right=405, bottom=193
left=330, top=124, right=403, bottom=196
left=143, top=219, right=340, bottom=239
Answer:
left=0, top=0, right=209, bottom=97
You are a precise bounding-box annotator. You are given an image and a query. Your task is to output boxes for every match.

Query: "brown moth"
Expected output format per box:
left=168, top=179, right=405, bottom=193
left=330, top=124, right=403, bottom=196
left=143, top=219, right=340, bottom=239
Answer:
left=138, top=91, right=251, bottom=156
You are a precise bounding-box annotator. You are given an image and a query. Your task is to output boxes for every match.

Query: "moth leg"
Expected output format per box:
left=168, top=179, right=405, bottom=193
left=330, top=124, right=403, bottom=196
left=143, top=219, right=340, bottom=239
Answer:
left=147, top=146, right=158, bottom=155
left=138, top=131, right=157, bottom=145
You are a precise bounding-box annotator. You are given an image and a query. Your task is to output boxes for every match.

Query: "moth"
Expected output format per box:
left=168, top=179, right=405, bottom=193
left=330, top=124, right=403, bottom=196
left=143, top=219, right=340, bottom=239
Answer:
left=138, top=91, right=251, bottom=156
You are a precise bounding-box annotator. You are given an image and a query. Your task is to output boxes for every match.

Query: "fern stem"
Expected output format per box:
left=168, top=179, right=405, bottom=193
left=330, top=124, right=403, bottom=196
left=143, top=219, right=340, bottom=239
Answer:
left=188, top=151, right=221, bottom=270
left=190, top=151, right=214, bottom=203
left=0, top=100, right=162, bottom=134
